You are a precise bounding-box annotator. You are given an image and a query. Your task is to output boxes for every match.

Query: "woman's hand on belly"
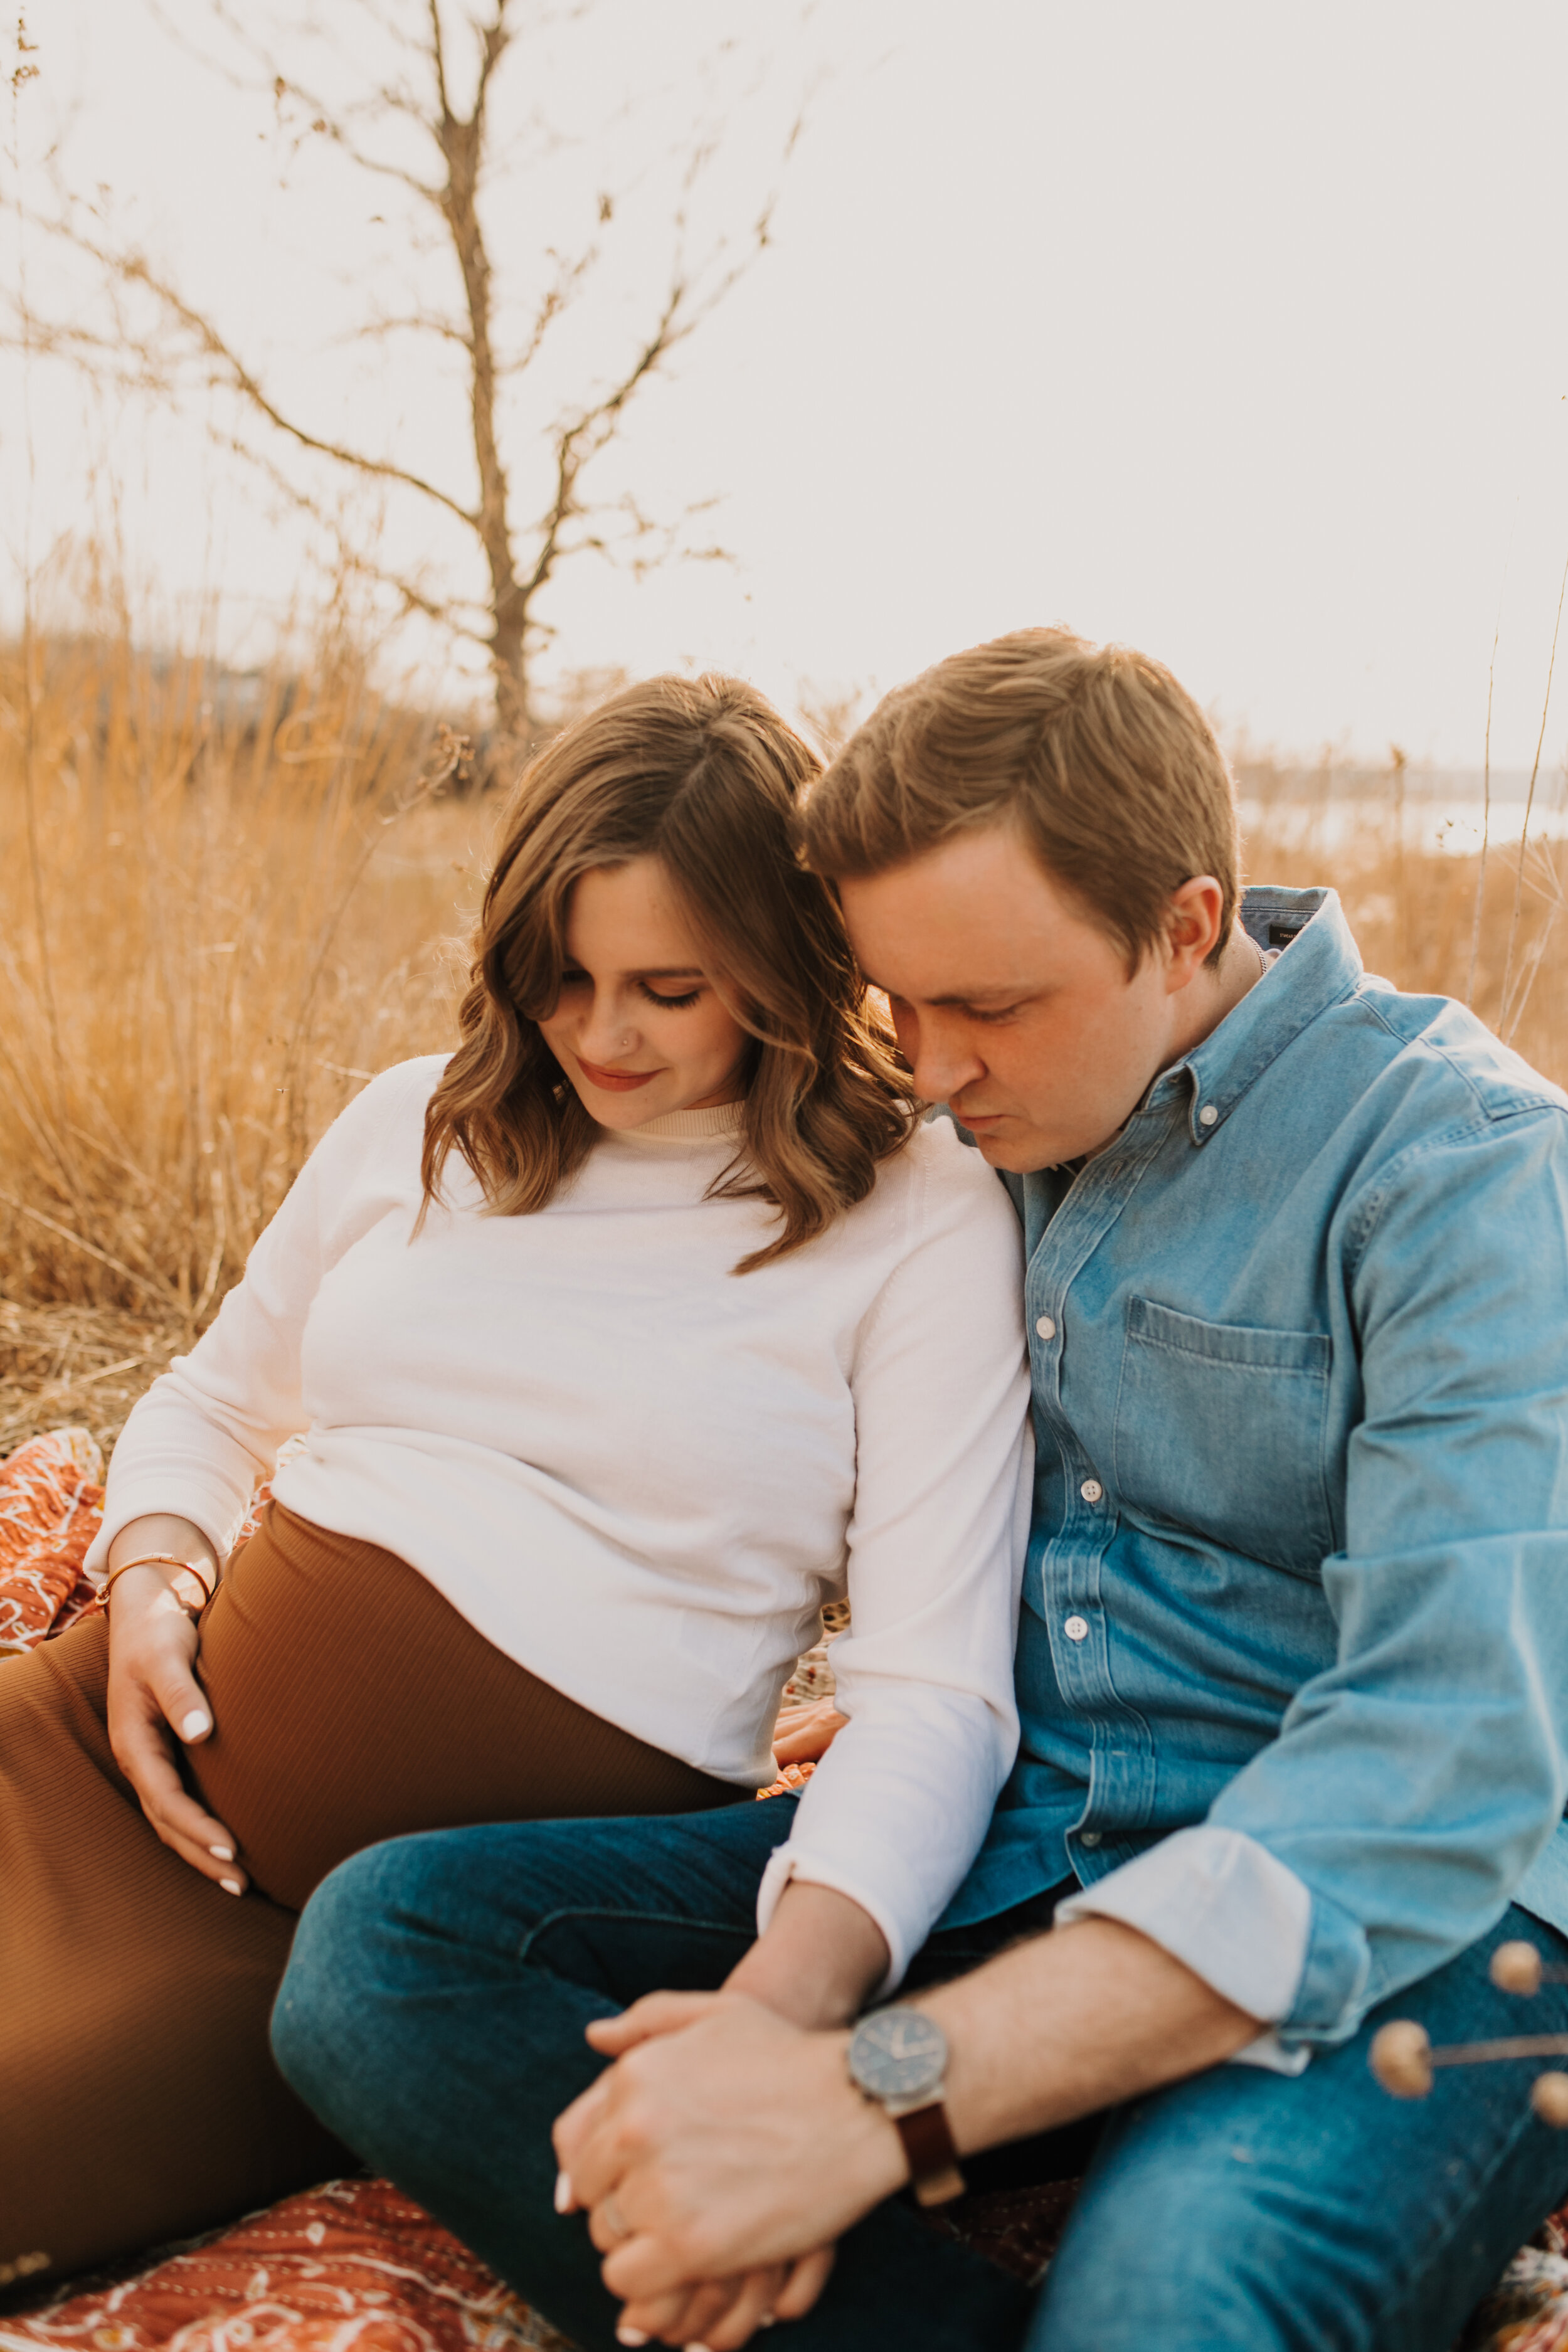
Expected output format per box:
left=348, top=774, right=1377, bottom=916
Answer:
left=105, top=1517, right=245, bottom=1896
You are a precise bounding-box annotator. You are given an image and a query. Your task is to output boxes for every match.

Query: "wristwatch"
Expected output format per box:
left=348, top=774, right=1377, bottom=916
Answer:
left=846, top=2005, right=966, bottom=2207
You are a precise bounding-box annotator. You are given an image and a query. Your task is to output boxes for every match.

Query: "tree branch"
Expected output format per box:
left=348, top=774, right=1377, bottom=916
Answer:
left=346, top=309, right=473, bottom=354
left=146, top=0, right=447, bottom=207
left=474, top=0, right=515, bottom=119
left=215, top=428, right=494, bottom=642
left=426, top=0, right=452, bottom=122
left=513, top=276, right=686, bottom=615
left=495, top=236, right=599, bottom=377
left=40, top=210, right=480, bottom=529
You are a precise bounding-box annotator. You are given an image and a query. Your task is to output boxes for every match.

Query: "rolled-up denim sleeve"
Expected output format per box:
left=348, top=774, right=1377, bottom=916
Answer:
left=1197, top=1103, right=1568, bottom=2049
left=1052, top=1825, right=1315, bottom=2072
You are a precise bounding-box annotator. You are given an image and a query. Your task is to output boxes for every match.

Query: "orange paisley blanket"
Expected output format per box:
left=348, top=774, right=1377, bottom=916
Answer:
left=3, top=1425, right=1567, bottom=2350
left=0, top=2180, right=571, bottom=2352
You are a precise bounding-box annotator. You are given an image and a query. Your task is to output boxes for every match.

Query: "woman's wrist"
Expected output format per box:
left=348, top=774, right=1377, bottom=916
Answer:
left=106, top=1515, right=220, bottom=1616
left=724, top=1880, right=891, bottom=2030
left=104, top=1557, right=215, bottom=1617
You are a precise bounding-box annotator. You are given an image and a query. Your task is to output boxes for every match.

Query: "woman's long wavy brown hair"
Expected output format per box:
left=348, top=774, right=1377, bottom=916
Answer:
left=421, top=673, right=916, bottom=1271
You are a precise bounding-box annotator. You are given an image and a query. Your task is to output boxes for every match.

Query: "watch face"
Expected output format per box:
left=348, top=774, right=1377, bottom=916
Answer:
left=848, top=2006, right=948, bottom=2104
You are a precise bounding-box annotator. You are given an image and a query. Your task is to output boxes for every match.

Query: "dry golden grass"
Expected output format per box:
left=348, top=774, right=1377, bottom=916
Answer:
left=0, top=1295, right=183, bottom=1459
left=1239, top=744, right=1568, bottom=1086
left=1, top=623, right=484, bottom=1305
left=3, top=627, right=1565, bottom=1453
left=0, top=617, right=495, bottom=1444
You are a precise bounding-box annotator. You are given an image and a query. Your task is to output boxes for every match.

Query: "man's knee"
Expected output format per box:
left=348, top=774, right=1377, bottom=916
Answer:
left=272, top=1828, right=527, bottom=2107
left=1032, top=2138, right=1344, bottom=2352
left=272, top=1840, right=409, bottom=2114
left=270, top=1811, right=729, bottom=2114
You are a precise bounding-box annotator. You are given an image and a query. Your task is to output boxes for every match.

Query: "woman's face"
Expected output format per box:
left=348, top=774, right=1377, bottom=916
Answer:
left=538, top=856, right=750, bottom=1130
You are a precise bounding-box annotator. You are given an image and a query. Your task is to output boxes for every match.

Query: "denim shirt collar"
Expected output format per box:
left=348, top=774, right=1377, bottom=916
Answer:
left=1148, top=886, right=1362, bottom=1148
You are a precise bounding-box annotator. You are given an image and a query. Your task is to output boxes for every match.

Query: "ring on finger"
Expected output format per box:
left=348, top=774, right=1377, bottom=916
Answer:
left=601, top=2194, right=631, bottom=2241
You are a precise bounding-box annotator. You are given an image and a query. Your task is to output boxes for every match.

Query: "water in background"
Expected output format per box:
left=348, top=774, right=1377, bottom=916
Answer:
left=1237, top=762, right=1568, bottom=858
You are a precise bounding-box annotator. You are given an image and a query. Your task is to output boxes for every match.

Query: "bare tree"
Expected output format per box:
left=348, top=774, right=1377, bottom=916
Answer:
left=19, top=1, right=803, bottom=752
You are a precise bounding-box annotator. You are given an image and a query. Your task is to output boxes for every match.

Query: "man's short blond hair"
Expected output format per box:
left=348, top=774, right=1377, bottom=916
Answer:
left=801, top=627, right=1241, bottom=970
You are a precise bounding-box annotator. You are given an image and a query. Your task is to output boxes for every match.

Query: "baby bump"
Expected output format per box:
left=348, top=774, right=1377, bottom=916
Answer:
left=188, top=1502, right=734, bottom=1912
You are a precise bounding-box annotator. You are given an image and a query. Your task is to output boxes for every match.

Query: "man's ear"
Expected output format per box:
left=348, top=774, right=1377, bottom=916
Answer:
left=1163, top=876, right=1226, bottom=990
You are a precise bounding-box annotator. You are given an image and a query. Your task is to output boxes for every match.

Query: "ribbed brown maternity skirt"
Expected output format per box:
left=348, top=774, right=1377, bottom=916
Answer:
left=0, top=1503, right=739, bottom=2287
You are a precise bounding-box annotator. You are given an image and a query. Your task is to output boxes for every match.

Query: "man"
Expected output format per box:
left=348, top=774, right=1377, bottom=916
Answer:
left=273, top=629, right=1568, bottom=2350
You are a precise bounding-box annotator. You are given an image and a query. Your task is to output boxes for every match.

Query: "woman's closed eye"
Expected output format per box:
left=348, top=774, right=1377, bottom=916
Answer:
left=638, top=980, right=704, bottom=1008
left=556, top=968, right=703, bottom=1010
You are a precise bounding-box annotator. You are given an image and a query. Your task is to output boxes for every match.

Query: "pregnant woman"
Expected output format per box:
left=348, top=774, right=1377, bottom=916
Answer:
left=0, top=673, right=1030, bottom=2288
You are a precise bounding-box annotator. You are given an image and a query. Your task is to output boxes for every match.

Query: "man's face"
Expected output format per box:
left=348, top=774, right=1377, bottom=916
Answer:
left=837, top=822, right=1192, bottom=1172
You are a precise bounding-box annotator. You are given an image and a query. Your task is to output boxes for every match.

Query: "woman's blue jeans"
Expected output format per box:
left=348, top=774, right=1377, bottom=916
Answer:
left=272, top=1797, right=1568, bottom=2351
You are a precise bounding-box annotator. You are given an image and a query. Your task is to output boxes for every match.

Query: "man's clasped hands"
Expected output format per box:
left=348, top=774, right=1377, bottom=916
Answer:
left=549, top=1872, right=1256, bottom=2351
left=556, top=1989, right=882, bottom=2350
left=553, top=1875, right=899, bottom=2351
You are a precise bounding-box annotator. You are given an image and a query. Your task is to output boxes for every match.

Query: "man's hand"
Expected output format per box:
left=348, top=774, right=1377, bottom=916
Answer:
left=105, top=1515, right=241, bottom=1893
left=588, top=2248, right=835, bottom=2352
left=553, top=1882, right=895, bottom=2346
left=563, top=1991, right=837, bottom=2347
left=554, top=1994, right=905, bottom=2345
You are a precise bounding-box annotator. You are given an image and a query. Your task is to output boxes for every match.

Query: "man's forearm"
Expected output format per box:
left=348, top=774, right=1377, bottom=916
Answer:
left=921, top=1915, right=1261, bottom=2156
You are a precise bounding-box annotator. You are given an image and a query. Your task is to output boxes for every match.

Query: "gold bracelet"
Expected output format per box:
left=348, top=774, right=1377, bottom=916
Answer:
left=103, top=1553, right=216, bottom=1612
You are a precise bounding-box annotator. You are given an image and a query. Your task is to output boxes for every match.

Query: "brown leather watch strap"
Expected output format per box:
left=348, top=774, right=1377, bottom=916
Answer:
left=893, top=2099, right=967, bottom=2207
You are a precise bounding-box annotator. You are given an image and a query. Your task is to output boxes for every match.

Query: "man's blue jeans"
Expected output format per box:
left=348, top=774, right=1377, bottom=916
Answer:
left=273, top=1798, right=1568, bottom=2351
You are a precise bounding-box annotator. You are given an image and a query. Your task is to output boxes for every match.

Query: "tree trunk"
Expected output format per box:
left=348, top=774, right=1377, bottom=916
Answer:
left=435, top=22, right=532, bottom=756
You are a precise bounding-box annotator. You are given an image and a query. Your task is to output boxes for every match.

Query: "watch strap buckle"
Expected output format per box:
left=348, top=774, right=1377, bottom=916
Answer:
left=891, top=2097, right=967, bottom=2208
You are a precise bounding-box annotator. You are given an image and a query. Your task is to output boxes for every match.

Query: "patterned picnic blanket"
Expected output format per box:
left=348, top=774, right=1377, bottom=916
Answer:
left=2, top=1426, right=1565, bottom=2349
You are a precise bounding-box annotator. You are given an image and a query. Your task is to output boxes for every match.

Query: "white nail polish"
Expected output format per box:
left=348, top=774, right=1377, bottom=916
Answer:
left=180, top=1709, right=212, bottom=1741
left=209, top=1844, right=234, bottom=1862
left=553, top=2170, right=574, bottom=2214
left=219, top=1877, right=243, bottom=1895
left=616, top=2333, right=649, bottom=2348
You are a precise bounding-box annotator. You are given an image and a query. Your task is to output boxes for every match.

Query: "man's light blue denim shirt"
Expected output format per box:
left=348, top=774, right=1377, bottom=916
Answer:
left=941, top=884, right=1568, bottom=2055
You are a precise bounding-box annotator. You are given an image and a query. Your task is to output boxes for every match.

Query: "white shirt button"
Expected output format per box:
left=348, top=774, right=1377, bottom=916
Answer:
left=1080, top=1478, right=1103, bottom=1503
left=1064, top=1614, right=1089, bottom=1642
left=1079, top=1829, right=1102, bottom=1848
left=1035, top=1315, right=1056, bottom=1340
left=1199, top=1103, right=1219, bottom=1128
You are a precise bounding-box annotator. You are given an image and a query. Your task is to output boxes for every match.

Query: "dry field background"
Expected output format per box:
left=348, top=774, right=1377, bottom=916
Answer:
left=3, top=622, right=1566, bottom=1456
left=0, top=620, right=487, bottom=1450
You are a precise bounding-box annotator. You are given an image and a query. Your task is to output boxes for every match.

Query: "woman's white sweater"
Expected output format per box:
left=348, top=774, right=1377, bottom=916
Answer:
left=91, top=1057, right=1031, bottom=1978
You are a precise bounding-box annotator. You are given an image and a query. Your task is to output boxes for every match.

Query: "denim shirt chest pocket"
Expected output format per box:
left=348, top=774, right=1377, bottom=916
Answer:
left=1111, top=1296, right=1337, bottom=1579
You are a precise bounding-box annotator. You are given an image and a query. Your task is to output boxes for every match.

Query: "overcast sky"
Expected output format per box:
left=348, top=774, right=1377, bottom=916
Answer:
left=6, top=0, right=1568, bottom=768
